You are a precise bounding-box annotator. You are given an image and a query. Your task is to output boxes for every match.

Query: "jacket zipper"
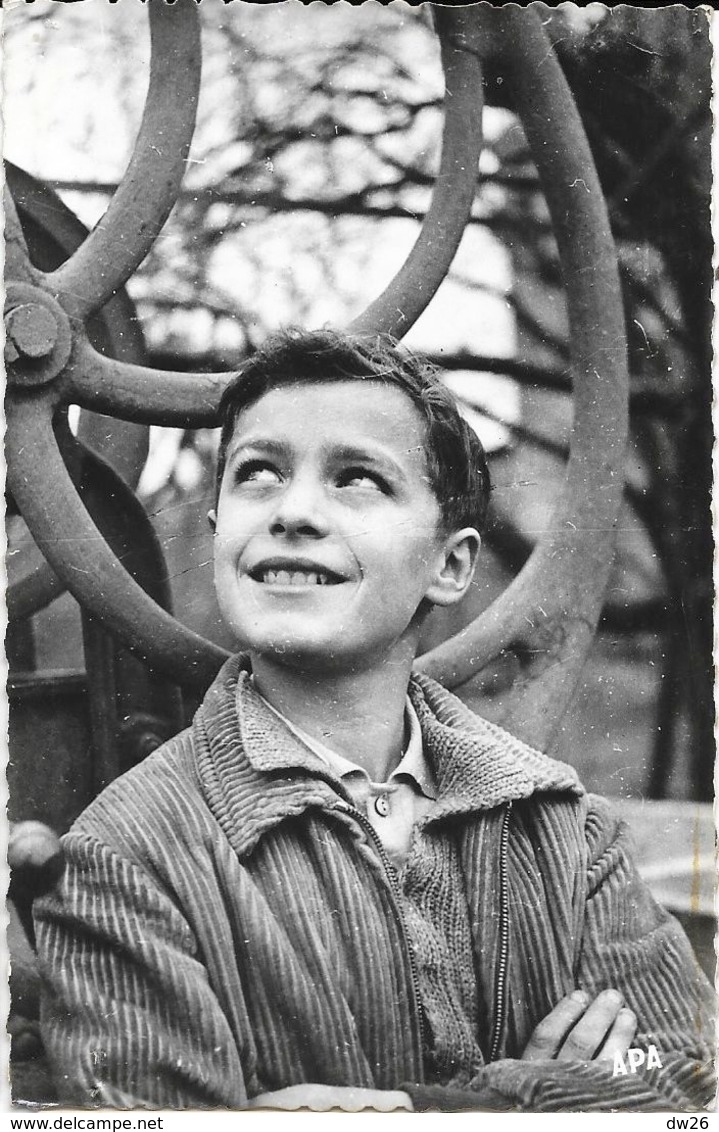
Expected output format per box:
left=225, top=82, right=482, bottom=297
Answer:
left=488, top=800, right=512, bottom=1063
left=336, top=801, right=427, bottom=1064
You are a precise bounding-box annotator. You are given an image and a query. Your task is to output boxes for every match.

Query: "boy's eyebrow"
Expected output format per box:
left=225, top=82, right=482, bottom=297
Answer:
left=328, top=442, right=409, bottom=479
left=226, top=435, right=413, bottom=474
left=224, top=436, right=290, bottom=462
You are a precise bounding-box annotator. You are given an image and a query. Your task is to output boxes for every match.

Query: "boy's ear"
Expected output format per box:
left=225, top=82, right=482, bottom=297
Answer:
left=425, top=528, right=481, bottom=607
left=207, top=509, right=217, bottom=533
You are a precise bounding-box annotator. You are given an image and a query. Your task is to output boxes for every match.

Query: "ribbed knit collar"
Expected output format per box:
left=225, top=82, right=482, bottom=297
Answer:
left=250, top=679, right=434, bottom=798
left=195, top=655, right=583, bottom=860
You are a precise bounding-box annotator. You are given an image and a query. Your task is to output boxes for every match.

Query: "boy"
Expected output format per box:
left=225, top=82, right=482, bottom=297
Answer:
left=35, top=331, right=714, bottom=1111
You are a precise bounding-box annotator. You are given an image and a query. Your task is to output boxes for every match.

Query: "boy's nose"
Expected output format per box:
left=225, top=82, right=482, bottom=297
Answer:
left=269, top=478, right=330, bottom=538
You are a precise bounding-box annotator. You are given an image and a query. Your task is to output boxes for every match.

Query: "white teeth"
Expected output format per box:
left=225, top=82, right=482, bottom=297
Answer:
left=260, top=569, right=332, bottom=586
left=296, top=572, right=317, bottom=586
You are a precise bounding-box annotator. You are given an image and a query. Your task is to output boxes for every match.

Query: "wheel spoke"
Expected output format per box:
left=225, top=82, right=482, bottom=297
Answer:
left=349, top=6, right=484, bottom=338
left=67, top=337, right=234, bottom=427
left=46, top=0, right=201, bottom=321
left=6, top=395, right=229, bottom=688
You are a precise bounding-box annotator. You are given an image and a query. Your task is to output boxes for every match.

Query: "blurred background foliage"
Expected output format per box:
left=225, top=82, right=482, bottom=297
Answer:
left=5, top=1, right=712, bottom=801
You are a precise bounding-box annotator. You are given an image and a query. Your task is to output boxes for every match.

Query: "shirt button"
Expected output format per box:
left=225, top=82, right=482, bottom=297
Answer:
left=373, top=794, right=390, bottom=818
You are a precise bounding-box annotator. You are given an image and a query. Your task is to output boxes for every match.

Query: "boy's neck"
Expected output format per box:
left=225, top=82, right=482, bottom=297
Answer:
left=249, top=653, right=415, bottom=783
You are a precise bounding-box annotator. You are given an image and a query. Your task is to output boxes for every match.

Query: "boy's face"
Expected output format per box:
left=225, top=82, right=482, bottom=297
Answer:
left=213, top=380, right=477, bottom=674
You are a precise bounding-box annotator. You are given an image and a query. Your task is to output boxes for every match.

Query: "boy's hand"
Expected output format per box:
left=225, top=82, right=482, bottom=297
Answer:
left=248, top=991, right=635, bottom=1109
left=248, top=1085, right=413, bottom=1111
left=521, top=989, right=637, bottom=1062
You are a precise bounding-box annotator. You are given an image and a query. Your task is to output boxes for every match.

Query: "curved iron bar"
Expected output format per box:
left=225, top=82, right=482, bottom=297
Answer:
left=64, top=4, right=485, bottom=413
left=5, top=160, right=150, bottom=488
left=7, top=562, right=65, bottom=624
left=417, top=7, right=629, bottom=750
left=4, top=3, right=487, bottom=687
left=7, top=422, right=179, bottom=626
left=6, top=395, right=230, bottom=688
left=349, top=7, right=484, bottom=338
left=6, top=164, right=155, bottom=624
left=6, top=0, right=200, bottom=653
left=67, top=334, right=232, bottom=427
left=4, top=186, right=37, bottom=285
left=45, top=0, right=202, bottom=322
left=6, top=3, right=628, bottom=740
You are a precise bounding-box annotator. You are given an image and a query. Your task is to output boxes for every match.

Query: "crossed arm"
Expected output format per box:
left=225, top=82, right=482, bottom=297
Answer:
left=251, top=799, right=716, bottom=1112
left=249, top=988, right=643, bottom=1110
left=35, top=800, right=714, bottom=1112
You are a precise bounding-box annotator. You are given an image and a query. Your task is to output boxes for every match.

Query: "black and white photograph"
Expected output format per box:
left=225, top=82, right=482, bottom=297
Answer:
left=4, top=0, right=715, bottom=1116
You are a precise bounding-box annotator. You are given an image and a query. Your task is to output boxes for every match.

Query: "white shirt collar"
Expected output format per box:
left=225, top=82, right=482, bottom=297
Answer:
left=252, top=685, right=436, bottom=801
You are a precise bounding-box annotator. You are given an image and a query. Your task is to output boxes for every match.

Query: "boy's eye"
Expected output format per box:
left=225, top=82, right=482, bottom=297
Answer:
left=234, top=460, right=282, bottom=487
left=337, top=468, right=387, bottom=492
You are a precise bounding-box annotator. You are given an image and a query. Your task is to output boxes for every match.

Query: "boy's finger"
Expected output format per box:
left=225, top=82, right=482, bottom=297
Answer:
left=248, top=1085, right=412, bottom=1111
left=521, top=991, right=590, bottom=1060
left=595, top=1008, right=638, bottom=1062
left=556, top=988, right=625, bottom=1061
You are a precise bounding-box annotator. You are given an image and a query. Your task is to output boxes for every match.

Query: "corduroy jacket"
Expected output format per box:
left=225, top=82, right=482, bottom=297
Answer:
left=35, top=656, right=714, bottom=1111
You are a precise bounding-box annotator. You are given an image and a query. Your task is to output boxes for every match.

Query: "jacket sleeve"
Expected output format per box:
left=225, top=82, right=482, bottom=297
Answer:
left=568, top=793, right=715, bottom=1107
left=34, top=830, right=248, bottom=1109
left=408, top=794, right=715, bottom=1113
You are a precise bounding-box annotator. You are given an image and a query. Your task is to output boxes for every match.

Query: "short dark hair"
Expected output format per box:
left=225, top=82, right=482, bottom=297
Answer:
left=215, top=328, right=490, bottom=534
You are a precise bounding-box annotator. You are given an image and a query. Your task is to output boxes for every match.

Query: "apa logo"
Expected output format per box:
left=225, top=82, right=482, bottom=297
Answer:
left=613, top=1045, right=663, bottom=1075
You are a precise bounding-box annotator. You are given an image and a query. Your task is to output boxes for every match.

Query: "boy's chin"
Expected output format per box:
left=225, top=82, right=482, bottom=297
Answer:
left=245, top=637, right=401, bottom=677
left=249, top=641, right=358, bottom=674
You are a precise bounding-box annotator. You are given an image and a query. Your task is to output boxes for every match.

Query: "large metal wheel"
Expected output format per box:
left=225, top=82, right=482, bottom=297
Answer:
left=5, top=1, right=628, bottom=749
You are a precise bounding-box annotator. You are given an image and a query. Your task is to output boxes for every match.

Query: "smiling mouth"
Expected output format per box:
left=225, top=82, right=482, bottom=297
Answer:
left=250, top=567, right=345, bottom=587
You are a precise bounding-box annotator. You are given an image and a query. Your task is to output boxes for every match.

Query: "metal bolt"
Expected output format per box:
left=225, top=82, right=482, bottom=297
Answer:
left=5, top=303, right=58, bottom=360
